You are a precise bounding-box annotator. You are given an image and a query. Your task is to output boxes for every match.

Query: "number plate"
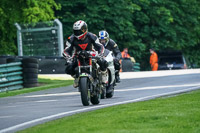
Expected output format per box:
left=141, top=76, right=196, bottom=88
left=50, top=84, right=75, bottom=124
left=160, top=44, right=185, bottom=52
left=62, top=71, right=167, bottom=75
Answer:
left=167, top=64, right=173, bottom=68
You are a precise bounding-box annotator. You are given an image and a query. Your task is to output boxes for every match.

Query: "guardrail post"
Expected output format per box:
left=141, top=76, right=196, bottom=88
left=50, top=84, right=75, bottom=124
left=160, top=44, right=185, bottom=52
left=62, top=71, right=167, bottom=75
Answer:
left=54, top=19, right=64, bottom=56
left=15, top=23, right=23, bottom=56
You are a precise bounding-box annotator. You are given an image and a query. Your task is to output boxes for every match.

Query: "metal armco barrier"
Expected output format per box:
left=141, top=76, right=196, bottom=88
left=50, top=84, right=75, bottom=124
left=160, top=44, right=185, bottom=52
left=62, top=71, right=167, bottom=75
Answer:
left=0, top=62, right=23, bottom=92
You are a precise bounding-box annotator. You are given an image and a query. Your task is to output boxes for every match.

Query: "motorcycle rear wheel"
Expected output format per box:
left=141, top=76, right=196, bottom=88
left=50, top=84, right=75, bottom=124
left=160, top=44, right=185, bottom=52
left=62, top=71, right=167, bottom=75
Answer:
left=100, top=88, right=106, bottom=99
left=80, top=77, right=90, bottom=106
left=91, top=94, right=100, bottom=105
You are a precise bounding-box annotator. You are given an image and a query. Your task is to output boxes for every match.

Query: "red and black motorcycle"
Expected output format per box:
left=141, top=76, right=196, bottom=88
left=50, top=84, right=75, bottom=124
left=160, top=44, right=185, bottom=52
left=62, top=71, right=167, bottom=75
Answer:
left=75, top=50, right=104, bottom=106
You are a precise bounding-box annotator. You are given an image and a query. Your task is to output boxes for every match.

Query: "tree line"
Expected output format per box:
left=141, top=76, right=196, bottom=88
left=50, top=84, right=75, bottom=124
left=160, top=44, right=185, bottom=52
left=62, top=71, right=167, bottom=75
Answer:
left=1, top=0, right=200, bottom=70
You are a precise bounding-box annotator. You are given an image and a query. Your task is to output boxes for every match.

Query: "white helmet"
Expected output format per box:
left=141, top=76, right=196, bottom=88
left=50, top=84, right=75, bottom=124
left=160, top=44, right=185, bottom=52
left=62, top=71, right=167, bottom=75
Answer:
left=99, top=30, right=109, bottom=46
left=73, top=20, right=88, bottom=40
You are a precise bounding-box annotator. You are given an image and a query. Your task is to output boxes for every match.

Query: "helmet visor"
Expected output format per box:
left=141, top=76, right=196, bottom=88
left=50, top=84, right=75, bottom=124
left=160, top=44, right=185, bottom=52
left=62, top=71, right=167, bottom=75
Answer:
left=100, top=36, right=105, bottom=39
left=100, top=39, right=107, bottom=46
left=74, top=30, right=83, bottom=36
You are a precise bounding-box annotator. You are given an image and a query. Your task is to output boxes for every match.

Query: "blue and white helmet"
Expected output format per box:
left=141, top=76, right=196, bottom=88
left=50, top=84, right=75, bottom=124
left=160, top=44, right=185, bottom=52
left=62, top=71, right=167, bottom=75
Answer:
left=99, top=30, right=109, bottom=46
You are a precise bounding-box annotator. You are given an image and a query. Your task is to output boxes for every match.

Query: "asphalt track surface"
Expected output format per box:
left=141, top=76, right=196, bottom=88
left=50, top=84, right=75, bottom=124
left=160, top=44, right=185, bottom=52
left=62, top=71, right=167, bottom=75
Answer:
left=0, top=69, right=200, bottom=133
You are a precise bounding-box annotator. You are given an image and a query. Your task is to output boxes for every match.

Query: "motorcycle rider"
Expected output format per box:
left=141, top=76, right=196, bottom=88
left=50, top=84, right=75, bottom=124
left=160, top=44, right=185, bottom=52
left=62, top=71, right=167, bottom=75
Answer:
left=99, top=30, right=122, bottom=83
left=63, top=20, right=108, bottom=88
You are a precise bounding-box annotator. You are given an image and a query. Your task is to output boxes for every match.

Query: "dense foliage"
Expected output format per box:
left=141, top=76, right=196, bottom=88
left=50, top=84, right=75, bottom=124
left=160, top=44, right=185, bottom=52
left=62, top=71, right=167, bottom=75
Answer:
left=55, top=0, right=200, bottom=70
left=0, top=0, right=60, bottom=55
left=131, top=0, right=200, bottom=69
left=1, top=0, right=200, bottom=70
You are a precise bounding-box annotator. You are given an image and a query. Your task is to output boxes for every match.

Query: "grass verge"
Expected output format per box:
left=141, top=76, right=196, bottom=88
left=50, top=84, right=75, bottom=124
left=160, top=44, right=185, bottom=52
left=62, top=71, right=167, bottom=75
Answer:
left=19, top=89, right=200, bottom=133
left=0, top=78, right=73, bottom=98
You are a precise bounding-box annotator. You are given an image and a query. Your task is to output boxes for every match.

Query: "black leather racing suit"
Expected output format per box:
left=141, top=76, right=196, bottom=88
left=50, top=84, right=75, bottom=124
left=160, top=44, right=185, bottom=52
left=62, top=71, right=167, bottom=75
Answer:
left=63, top=32, right=107, bottom=76
left=104, top=39, right=122, bottom=70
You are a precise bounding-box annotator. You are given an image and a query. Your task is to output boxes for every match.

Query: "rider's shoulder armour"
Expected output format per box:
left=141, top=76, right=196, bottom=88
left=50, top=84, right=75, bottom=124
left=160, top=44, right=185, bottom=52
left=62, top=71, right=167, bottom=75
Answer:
left=108, top=39, right=117, bottom=48
left=68, top=35, right=75, bottom=44
left=87, top=32, right=98, bottom=42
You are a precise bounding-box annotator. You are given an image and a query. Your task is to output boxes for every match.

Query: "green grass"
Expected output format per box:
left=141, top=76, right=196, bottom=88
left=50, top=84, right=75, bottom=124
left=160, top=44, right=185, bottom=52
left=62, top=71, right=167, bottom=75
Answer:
left=0, top=78, right=73, bottom=98
left=19, top=89, right=200, bottom=133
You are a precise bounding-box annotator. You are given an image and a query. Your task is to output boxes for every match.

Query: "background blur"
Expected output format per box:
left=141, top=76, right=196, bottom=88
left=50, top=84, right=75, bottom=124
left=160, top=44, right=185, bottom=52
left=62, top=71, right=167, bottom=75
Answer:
left=0, top=0, right=200, bottom=70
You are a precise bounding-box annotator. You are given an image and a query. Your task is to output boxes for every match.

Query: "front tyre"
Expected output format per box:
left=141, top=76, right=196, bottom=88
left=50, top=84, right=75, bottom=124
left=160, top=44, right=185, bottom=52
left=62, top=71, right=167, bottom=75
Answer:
left=80, top=77, right=90, bottom=106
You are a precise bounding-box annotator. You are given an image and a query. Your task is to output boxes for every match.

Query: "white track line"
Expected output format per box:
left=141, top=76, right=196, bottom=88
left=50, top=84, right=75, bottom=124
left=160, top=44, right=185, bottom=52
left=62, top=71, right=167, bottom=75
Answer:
left=23, top=92, right=79, bottom=98
left=0, top=116, right=14, bottom=119
left=116, top=83, right=200, bottom=92
left=22, top=83, right=200, bottom=98
left=0, top=86, right=199, bottom=133
left=38, top=69, right=200, bottom=80
left=33, top=100, right=58, bottom=103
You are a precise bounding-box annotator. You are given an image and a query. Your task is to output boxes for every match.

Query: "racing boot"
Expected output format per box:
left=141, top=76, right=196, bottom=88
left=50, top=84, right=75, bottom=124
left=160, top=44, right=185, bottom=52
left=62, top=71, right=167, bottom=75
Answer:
left=73, top=78, right=79, bottom=88
left=115, top=75, right=120, bottom=83
left=72, top=75, right=79, bottom=88
left=101, top=70, right=108, bottom=84
left=115, top=72, right=121, bottom=83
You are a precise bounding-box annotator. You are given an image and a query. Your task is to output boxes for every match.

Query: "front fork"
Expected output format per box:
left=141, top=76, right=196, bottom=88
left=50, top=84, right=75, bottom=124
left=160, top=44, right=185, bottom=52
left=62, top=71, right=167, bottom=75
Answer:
left=78, top=58, right=93, bottom=92
left=78, top=58, right=102, bottom=97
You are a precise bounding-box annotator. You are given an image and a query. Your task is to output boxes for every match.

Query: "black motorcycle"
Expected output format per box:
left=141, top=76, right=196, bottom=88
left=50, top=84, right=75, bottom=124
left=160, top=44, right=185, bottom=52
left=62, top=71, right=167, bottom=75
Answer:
left=75, top=50, right=104, bottom=106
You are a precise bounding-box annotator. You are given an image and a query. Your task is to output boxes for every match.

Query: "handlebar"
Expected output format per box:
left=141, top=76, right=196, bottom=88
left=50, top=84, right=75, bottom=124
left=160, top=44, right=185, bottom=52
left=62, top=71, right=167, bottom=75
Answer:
left=76, top=50, right=102, bottom=58
left=65, top=51, right=103, bottom=63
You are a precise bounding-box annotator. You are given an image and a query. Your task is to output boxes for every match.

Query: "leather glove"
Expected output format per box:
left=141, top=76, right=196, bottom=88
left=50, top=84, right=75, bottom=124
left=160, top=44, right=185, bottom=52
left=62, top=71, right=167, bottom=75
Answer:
left=114, top=58, right=120, bottom=63
left=65, top=58, right=73, bottom=66
left=63, top=52, right=71, bottom=60
left=98, top=52, right=104, bottom=57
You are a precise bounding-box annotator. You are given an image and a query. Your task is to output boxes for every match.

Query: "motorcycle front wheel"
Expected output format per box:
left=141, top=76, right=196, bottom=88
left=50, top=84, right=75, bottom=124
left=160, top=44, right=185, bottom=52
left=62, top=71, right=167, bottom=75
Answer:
left=80, top=77, right=90, bottom=106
